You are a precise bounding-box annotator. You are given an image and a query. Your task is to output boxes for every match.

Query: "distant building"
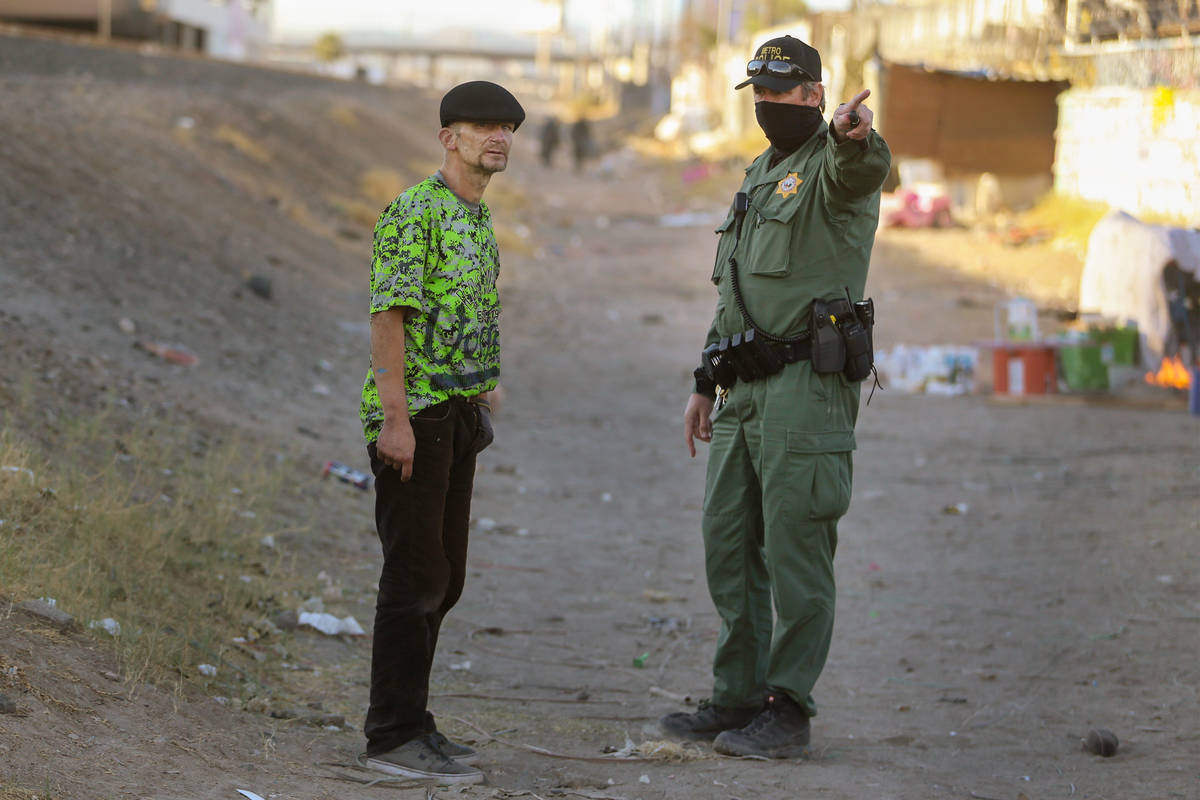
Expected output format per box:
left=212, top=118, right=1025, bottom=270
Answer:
left=0, top=0, right=270, bottom=59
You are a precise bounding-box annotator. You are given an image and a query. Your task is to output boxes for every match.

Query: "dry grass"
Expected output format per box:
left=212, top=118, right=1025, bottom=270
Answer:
left=329, top=194, right=382, bottom=229
left=358, top=167, right=407, bottom=208
left=0, top=387, right=298, bottom=694
left=1017, top=192, right=1110, bottom=256
left=327, top=103, right=359, bottom=129
left=630, top=739, right=712, bottom=761
left=494, top=222, right=535, bottom=257
left=0, top=788, right=44, bottom=800
left=214, top=123, right=271, bottom=163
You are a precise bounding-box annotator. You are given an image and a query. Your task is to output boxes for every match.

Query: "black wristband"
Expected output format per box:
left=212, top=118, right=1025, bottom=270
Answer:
left=693, top=366, right=717, bottom=400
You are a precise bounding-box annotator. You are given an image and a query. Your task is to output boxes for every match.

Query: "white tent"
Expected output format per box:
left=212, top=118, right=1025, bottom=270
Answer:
left=1079, top=211, right=1200, bottom=365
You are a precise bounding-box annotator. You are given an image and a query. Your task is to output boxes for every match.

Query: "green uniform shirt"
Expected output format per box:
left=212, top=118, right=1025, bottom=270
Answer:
left=703, top=121, right=891, bottom=452
left=707, top=121, right=891, bottom=345
left=360, top=173, right=501, bottom=443
left=698, top=122, right=892, bottom=713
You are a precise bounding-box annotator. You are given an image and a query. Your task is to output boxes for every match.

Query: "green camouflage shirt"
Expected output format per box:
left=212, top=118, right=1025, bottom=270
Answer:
left=360, top=173, right=501, bottom=443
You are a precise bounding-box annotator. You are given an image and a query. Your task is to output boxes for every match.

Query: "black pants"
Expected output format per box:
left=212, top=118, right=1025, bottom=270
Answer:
left=364, top=398, right=484, bottom=756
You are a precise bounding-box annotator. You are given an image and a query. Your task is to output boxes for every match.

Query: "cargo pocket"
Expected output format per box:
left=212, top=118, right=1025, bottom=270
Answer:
left=786, top=431, right=854, bottom=521
left=807, top=452, right=852, bottom=521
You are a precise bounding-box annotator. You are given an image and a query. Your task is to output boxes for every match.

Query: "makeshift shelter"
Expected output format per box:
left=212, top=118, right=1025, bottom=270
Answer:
left=1079, top=211, right=1200, bottom=365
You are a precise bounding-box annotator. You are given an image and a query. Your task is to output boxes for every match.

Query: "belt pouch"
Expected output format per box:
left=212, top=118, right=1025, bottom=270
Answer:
left=810, top=299, right=846, bottom=374
left=854, top=298, right=875, bottom=359
left=841, top=318, right=872, bottom=381
left=730, top=331, right=764, bottom=381
left=711, top=338, right=739, bottom=389
left=842, top=298, right=875, bottom=382
left=743, top=328, right=784, bottom=376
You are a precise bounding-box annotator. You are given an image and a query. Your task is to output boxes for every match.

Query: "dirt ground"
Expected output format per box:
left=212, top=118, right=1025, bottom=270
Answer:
left=1, top=32, right=1198, bottom=800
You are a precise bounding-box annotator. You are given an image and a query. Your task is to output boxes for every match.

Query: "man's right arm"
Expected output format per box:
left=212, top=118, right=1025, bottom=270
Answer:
left=371, top=308, right=416, bottom=481
left=369, top=191, right=428, bottom=481
left=685, top=312, right=720, bottom=458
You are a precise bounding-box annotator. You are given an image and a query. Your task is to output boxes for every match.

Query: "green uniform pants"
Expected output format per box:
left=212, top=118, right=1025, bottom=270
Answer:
left=702, top=361, right=855, bottom=718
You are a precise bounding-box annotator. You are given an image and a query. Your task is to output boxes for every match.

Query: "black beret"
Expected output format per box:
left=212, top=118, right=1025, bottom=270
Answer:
left=439, top=81, right=526, bottom=131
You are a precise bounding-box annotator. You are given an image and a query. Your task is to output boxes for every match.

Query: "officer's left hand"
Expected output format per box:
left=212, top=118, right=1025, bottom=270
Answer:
left=832, top=89, right=873, bottom=142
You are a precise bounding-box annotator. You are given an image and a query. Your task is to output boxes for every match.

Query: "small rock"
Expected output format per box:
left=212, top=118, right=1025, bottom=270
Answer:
left=1084, top=728, right=1119, bottom=757
left=0, top=693, right=17, bottom=714
left=245, top=274, right=273, bottom=300
left=117, top=317, right=136, bottom=334
left=301, top=712, right=345, bottom=728
left=271, top=609, right=299, bottom=631
left=243, top=697, right=269, bottom=713
left=17, top=599, right=77, bottom=630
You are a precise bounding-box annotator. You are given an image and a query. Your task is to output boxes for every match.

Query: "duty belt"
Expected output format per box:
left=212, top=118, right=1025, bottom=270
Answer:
left=769, top=336, right=811, bottom=363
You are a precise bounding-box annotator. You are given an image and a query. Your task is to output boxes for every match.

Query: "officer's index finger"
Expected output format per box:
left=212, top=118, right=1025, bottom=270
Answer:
left=846, top=89, right=871, bottom=110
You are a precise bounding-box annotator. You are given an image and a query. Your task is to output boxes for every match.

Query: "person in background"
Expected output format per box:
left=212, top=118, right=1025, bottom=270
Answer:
left=570, top=116, right=592, bottom=172
left=539, top=115, right=561, bottom=167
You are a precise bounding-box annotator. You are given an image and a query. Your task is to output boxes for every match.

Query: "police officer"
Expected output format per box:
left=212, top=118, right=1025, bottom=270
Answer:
left=359, top=80, right=524, bottom=784
left=659, top=36, right=891, bottom=758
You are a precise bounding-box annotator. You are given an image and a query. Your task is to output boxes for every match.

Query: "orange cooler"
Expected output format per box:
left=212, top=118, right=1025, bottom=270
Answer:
left=990, top=344, right=1058, bottom=395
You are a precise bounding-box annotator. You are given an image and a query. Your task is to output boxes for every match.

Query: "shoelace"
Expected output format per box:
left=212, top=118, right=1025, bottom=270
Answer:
left=420, top=732, right=454, bottom=761
left=741, top=704, right=781, bottom=735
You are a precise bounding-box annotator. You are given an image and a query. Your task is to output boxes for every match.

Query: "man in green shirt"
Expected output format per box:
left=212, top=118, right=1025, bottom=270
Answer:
left=359, top=80, right=523, bottom=785
left=659, top=36, right=891, bottom=759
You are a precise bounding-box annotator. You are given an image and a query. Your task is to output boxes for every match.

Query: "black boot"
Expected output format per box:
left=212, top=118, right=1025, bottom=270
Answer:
left=712, top=691, right=811, bottom=758
left=658, top=698, right=763, bottom=742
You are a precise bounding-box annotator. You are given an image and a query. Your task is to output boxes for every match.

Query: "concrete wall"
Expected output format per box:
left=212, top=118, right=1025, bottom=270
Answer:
left=0, top=0, right=139, bottom=19
left=1055, top=86, right=1200, bottom=225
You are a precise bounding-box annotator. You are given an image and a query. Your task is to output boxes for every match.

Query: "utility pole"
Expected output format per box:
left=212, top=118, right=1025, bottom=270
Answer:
left=717, top=0, right=732, bottom=45
left=98, top=0, right=112, bottom=41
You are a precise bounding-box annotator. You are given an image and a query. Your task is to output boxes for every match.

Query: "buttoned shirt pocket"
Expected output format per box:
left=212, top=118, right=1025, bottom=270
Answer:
left=744, top=192, right=803, bottom=278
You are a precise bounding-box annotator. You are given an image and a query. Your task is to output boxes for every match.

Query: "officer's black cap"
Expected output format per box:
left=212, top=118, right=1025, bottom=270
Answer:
left=439, top=81, right=526, bottom=131
left=735, top=35, right=821, bottom=93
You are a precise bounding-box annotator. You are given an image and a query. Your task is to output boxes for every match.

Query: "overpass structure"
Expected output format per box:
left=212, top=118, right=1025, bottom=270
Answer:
left=272, top=35, right=610, bottom=101
left=0, top=0, right=268, bottom=58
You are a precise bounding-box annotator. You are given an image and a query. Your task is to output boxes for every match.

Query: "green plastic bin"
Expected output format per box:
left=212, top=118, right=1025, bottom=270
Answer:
left=1059, top=344, right=1109, bottom=391
left=1088, top=327, right=1138, bottom=366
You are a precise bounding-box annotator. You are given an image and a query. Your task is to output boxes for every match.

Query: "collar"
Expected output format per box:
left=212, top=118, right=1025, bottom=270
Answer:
left=431, top=171, right=487, bottom=216
left=745, top=119, right=828, bottom=190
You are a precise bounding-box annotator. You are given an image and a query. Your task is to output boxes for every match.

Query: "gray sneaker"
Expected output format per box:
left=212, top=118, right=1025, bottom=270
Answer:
left=430, top=730, right=479, bottom=764
left=364, top=734, right=484, bottom=785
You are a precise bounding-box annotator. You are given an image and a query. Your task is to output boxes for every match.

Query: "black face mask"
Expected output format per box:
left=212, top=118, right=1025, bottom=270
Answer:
left=755, top=101, right=823, bottom=153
